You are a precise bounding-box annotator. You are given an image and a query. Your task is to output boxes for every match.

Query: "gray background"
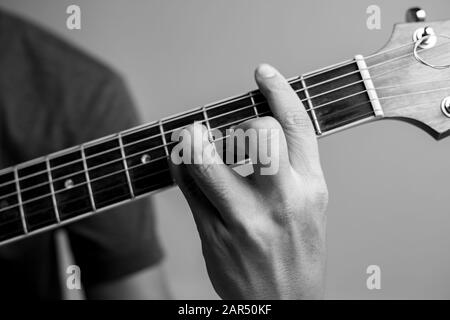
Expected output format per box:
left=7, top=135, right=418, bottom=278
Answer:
left=1, top=0, right=449, bottom=299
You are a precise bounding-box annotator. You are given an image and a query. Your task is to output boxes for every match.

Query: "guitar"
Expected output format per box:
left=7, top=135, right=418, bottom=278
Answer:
left=0, top=18, right=449, bottom=247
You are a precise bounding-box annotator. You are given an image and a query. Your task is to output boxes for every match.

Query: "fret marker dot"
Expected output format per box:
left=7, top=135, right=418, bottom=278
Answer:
left=65, top=179, right=74, bottom=189
left=141, top=154, right=151, bottom=164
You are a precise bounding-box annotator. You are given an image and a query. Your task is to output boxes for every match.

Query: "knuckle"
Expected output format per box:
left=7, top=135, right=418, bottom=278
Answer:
left=269, top=177, right=329, bottom=225
left=267, top=77, right=291, bottom=94
left=279, top=109, right=313, bottom=131
left=305, top=177, right=329, bottom=213
left=258, top=116, right=282, bottom=130
left=264, top=185, right=300, bottom=226
left=235, top=118, right=259, bottom=131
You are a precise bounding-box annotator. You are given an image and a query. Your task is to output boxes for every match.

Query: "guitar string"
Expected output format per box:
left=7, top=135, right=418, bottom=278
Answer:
left=3, top=62, right=450, bottom=198
left=1, top=111, right=273, bottom=219
left=142, top=38, right=445, bottom=121
left=1, top=38, right=447, bottom=188
left=2, top=44, right=450, bottom=200
left=1, top=74, right=450, bottom=202
left=0, top=110, right=371, bottom=222
left=0, top=38, right=432, bottom=187
left=196, top=38, right=418, bottom=113
left=0, top=40, right=449, bottom=201
left=3, top=40, right=450, bottom=231
left=0, top=92, right=446, bottom=218
left=2, top=96, right=445, bottom=225
left=2, top=69, right=450, bottom=202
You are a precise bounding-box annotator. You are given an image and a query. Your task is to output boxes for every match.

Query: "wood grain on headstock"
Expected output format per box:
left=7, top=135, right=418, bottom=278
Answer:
left=367, top=20, right=450, bottom=139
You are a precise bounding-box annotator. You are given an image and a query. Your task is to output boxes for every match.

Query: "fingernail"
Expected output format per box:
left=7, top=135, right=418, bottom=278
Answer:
left=257, top=64, right=276, bottom=78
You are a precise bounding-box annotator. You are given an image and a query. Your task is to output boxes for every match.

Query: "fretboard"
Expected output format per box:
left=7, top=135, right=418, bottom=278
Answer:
left=0, top=55, right=384, bottom=246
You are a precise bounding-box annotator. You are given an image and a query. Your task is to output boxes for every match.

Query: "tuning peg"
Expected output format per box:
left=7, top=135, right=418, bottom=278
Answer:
left=442, top=97, right=450, bottom=118
left=406, top=7, right=426, bottom=22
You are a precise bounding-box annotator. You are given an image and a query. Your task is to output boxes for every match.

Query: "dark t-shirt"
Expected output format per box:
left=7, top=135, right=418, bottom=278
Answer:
left=0, top=10, right=163, bottom=299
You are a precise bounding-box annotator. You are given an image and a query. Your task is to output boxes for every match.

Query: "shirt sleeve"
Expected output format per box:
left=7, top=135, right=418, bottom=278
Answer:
left=64, top=72, right=164, bottom=287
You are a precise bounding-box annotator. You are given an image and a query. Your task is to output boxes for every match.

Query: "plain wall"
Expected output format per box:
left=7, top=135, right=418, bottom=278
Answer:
left=1, top=0, right=450, bottom=299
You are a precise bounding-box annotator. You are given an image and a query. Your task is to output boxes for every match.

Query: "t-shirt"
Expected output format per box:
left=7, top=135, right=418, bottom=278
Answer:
left=0, top=10, right=164, bottom=299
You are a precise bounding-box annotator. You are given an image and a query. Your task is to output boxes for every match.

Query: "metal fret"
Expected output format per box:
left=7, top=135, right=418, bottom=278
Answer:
left=80, top=145, right=96, bottom=211
left=159, top=120, right=170, bottom=157
left=45, top=157, right=60, bottom=223
left=118, top=133, right=135, bottom=198
left=354, top=55, right=384, bottom=117
left=202, top=105, right=214, bottom=142
left=300, top=75, right=322, bottom=135
left=249, top=92, right=259, bottom=117
left=13, top=167, right=27, bottom=234
left=159, top=120, right=176, bottom=184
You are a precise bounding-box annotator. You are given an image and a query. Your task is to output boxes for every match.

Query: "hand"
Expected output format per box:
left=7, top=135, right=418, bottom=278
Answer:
left=170, top=64, right=328, bottom=299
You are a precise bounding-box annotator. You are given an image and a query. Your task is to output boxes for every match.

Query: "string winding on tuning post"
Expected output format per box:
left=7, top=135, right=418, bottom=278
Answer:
left=413, top=33, right=450, bottom=70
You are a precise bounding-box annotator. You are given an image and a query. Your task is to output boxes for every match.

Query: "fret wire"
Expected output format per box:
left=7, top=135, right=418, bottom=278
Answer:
left=81, top=145, right=96, bottom=211
left=118, top=133, right=135, bottom=199
left=13, top=167, right=28, bottom=234
left=159, top=120, right=170, bottom=157
left=202, top=105, right=214, bottom=142
left=0, top=45, right=436, bottom=192
left=45, top=156, right=61, bottom=223
left=300, top=75, right=322, bottom=135
left=249, top=91, right=259, bottom=117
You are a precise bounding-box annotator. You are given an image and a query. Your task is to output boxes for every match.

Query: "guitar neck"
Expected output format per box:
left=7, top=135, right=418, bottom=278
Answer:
left=0, top=54, right=384, bottom=246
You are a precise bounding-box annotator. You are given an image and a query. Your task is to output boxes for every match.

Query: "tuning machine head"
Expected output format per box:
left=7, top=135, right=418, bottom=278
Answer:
left=413, top=26, right=437, bottom=49
left=441, top=97, right=450, bottom=118
left=406, top=7, right=426, bottom=23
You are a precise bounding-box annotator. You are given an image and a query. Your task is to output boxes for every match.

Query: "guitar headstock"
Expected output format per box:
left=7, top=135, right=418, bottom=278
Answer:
left=368, top=19, right=450, bottom=140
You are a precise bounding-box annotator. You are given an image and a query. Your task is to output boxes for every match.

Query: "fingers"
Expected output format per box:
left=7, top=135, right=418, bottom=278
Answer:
left=170, top=161, right=223, bottom=230
left=232, top=116, right=291, bottom=187
left=255, top=64, right=322, bottom=175
left=170, top=122, right=251, bottom=222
